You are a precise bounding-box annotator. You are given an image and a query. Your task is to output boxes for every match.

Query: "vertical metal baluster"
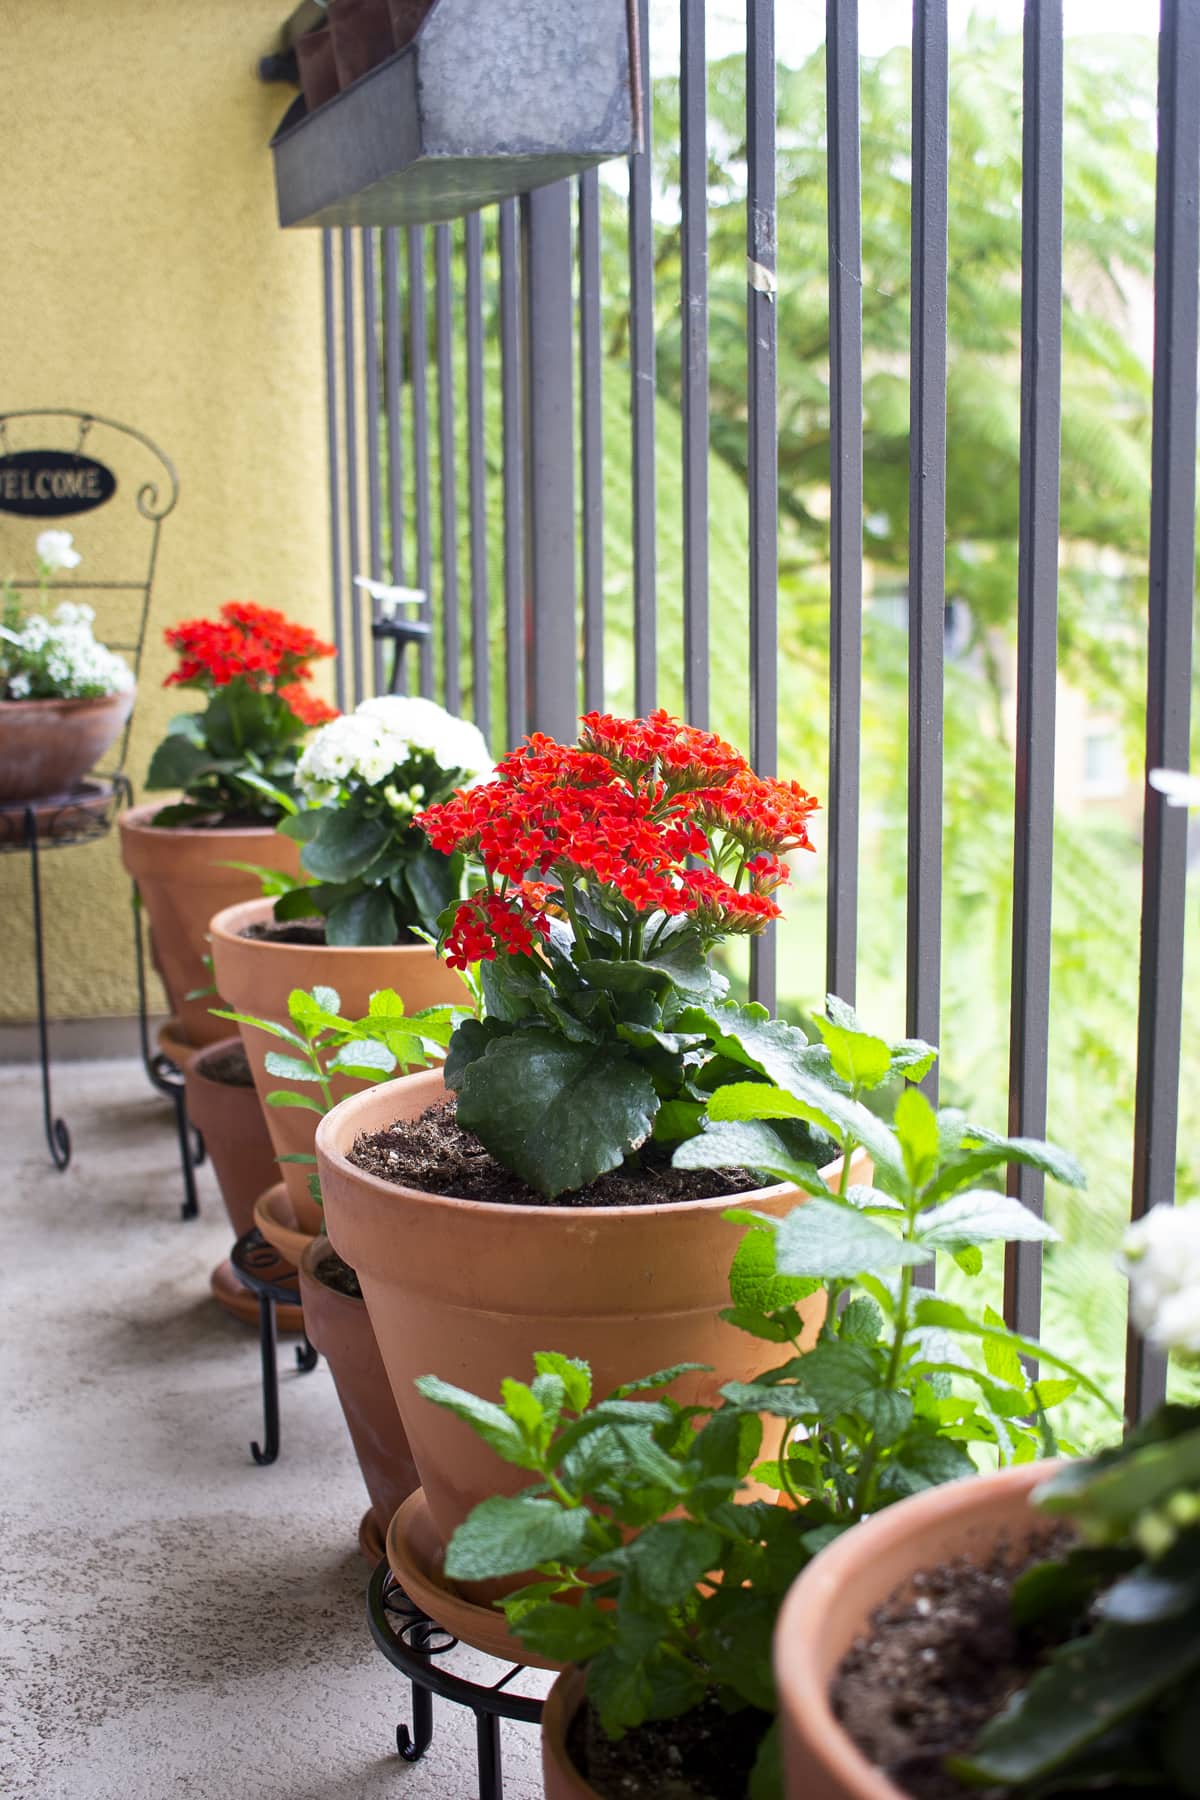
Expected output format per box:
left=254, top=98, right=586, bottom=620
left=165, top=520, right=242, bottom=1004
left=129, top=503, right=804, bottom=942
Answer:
left=362, top=229, right=385, bottom=694
left=498, top=200, right=527, bottom=744
left=408, top=226, right=435, bottom=697
left=579, top=169, right=606, bottom=715
left=322, top=230, right=346, bottom=711
left=747, top=0, right=778, bottom=1011
left=465, top=211, right=491, bottom=743
left=1005, top=0, right=1064, bottom=1341
left=906, top=0, right=948, bottom=1095
left=629, top=0, right=657, bottom=714
left=1127, top=0, right=1200, bottom=1421
left=384, top=227, right=405, bottom=586
left=435, top=223, right=460, bottom=713
left=826, top=0, right=863, bottom=1005
left=341, top=227, right=364, bottom=704
left=681, top=0, right=709, bottom=728
left=521, top=183, right=578, bottom=741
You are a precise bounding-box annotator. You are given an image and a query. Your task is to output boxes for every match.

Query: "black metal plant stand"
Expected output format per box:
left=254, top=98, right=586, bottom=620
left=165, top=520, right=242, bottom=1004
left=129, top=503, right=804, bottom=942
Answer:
left=0, top=779, right=134, bottom=1170
left=130, top=889, right=207, bottom=1219
left=367, top=1561, right=544, bottom=1800
left=230, top=1227, right=318, bottom=1466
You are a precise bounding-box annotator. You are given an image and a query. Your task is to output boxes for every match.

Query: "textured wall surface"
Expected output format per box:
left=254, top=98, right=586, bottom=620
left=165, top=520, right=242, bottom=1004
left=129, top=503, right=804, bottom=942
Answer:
left=0, top=0, right=330, bottom=1021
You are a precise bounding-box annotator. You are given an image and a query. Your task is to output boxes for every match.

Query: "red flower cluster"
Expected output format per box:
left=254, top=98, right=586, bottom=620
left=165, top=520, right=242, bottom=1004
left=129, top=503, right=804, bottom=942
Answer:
left=419, top=712, right=819, bottom=966
left=164, top=601, right=336, bottom=727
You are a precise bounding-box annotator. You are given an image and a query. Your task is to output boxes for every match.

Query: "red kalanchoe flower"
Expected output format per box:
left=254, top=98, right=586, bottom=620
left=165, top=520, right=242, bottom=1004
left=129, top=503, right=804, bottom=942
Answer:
left=163, top=601, right=336, bottom=728
left=419, top=711, right=818, bottom=967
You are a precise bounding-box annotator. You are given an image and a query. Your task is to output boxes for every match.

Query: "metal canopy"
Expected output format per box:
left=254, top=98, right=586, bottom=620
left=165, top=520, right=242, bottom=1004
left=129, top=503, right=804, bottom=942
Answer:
left=271, top=0, right=637, bottom=229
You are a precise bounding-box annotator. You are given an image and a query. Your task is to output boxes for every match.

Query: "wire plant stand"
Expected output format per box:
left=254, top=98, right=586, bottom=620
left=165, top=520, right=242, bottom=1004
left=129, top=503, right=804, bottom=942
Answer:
left=0, top=410, right=179, bottom=1170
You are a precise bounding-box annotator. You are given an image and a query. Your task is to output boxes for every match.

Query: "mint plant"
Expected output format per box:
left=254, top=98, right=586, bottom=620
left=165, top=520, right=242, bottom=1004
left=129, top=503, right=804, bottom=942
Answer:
left=214, top=984, right=462, bottom=1199
left=415, top=1000, right=1111, bottom=1798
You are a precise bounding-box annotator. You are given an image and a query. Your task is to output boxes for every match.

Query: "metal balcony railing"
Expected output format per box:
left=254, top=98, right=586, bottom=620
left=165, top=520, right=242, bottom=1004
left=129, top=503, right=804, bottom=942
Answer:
left=314, top=0, right=1199, bottom=1424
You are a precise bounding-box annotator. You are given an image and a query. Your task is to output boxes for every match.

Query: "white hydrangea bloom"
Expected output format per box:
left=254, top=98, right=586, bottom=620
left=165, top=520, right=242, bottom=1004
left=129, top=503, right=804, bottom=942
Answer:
left=36, top=529, right=82, bottom=571
left=296, top=696, right=491, bottom=804
left=1120, top=1204, right=1200, bottom=1359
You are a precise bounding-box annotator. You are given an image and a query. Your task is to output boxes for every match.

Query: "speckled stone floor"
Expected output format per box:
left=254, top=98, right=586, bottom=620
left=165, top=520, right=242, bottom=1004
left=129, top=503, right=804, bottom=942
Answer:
left=0, top=1057, right=549, bottom=1800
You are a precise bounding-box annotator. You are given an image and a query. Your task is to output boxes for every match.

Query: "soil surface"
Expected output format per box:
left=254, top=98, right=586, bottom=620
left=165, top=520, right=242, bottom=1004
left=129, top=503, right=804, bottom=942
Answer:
left=314, top=1247, right=363, bottom=1301
left=196, top=1044, right=254, bottom=1087
left=833, top=1529, right=1077, bottom=1800
left=150, top=809, right=274, bottom=831
left=348, top=1099, right=765, bottom=1208
left=568, top=1694, right=769, bottom=1800
left=240, top=919, right=329, bottom=947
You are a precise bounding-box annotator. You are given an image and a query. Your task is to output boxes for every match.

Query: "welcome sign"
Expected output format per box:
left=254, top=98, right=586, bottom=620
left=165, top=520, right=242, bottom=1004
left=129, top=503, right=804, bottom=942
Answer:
left=0, top=448, right=117, bottom=518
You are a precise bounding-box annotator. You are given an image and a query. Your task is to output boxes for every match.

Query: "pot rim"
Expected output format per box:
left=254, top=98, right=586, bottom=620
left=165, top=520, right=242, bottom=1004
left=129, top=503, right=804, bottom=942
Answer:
left=118, top=801, right=288, bottom=840
left=298, top=1229, right=365, bottom=1303
left=541, top=1665, right=597, bottom=1796
left=0, top=688, right=135, bottom=713
left=773, top=1459, right=1062, bottom=1800
left=183, top=1033, right=254, bottom=1086
left=209, top=894, right=447, bottom=955
left=314, top=1064, right=849, bottom=1222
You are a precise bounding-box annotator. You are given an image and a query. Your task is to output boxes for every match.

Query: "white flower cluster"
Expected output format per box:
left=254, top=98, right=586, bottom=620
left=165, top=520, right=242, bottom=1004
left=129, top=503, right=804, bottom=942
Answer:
left=296, top=694, right=492, bottom=805
left=1120, top=1204, right=1200, bottom=1360
left=36, top=529, right=82, bottom=572
left=1, top=601, right=135, bottom=701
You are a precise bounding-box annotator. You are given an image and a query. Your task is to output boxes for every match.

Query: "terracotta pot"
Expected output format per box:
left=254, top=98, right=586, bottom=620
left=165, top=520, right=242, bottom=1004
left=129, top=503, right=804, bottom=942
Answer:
left=182, top=1036, right=280, bottom=1237
left=119, top=806, right=302, bottom=1048
left=298, top=1233, right=419, bottom=1557
left=210, top=897, right=468, bottom=1240
left=386, top=0, right=435, bottom=49
left=541, top=1666, right=596, bottom=1800
left=774, top=1460, right=1061, bottom=1800
left=329, top=0, right=396, bottom=87
left=0, top=690, right=134, bottom=805
left=295, top=23, right=339, bottom=110
left=316, top=1067, right=861, bottom=1556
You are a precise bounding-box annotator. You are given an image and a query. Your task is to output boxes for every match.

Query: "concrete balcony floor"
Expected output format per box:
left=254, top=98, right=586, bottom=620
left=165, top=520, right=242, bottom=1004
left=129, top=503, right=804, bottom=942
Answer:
left=1, top=1057, right=549, bottom=1800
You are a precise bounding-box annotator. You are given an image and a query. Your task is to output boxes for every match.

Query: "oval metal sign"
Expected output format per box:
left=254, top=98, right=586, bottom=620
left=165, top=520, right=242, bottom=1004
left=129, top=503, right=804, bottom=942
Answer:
left=0, top=449, right=117, bottom=518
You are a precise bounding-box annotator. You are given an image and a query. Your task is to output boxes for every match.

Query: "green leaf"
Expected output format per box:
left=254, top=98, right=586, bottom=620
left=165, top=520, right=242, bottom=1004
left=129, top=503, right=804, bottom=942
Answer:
left=952, top=1612, right=1200, bottom=1786
left=912, top=1298, right=1118, bottom=1414
left=728, top=1221, right=820, bottom=1314
left=413, top=1374, right=532, bottom=1466
left=509, top=1600, right=614, bottom=1665
left=878, top=1433, right=978, bottom=1498
left=287, top=985, right=342, bottom=1030
left=586, top=1650, right=655, bottom=1736
left=145, top=732, right=211, bottom=791
left=708, top=1078, right=905, bottom=1184
left=265, top=1090, right=324, bottom=1114
left=301, top=809, right=390, bottom=883
left=443, top=1495, right=592, bottom=1581
left=720, top=1380, right=818, bottom=1419
left=610, top=1362, right=710, bottom=1397
left=328, top=1037, right=397, bottom=1077
left=624, top=1520, right=723, bottom=1606
left=923, top=1134, right=1086, bottom=1201
left=677, top=999, right=830, bottom=1089
left=748, top=1720, right=784, bottom=1800
left=773, top=1198, right=932, bottom=1278
left=326, top=886, right=397, bottom=947
left=916, top=1190, right=1060, bottom=1252
left=210, top=1008, right=307, bottom=1049
left=652, top=1099, right=706, bottom=1144
left=895, top=1086, right=940, bottom=1189
left=812, top=1015, right=892, bottom=1089
left=889, top=1037, right=938, bottom=1082
left=673, top=1120, right=830, bottom=1193
left=981, top=1304, right=1024, bottom=1386
left=532, top=1352, right=592, bottom=1413
left=455, top=1030, right=658, bottom=1198
left=263, top=1050, right=320, bottom=1082
left=840, top=1296, right=883, bottom=1343
left=781, top=1339, right=879, bottom=1415
left=1033, top=1422, right=1200, bottom=1530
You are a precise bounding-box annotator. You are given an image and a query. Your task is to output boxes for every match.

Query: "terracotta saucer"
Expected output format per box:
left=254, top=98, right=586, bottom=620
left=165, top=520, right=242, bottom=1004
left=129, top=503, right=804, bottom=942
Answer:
left=254, top=1181, right=319, bottom=1269
left=359, top=1506, right=387, bottom=1564
left=385, top=1489, right=565, bottom=1671
left=210, top=1257, right=305, bottom=1334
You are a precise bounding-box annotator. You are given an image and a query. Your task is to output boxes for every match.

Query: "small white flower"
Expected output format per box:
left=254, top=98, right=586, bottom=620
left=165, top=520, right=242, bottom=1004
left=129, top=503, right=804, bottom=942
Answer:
left=1120, top=1204, right=1200, bottom=1359
left=8, top=673, right=31, bottom=698
left=296, top=696, right=492, bottom=804
left=1148, top=768, right=1200, bottom=808
left=36, top=529, right=82, bottom=571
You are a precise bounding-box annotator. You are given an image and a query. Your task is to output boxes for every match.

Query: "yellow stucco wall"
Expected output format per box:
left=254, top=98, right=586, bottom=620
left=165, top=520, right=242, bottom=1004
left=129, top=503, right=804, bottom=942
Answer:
left=0, top=0, right=330, bottom=1021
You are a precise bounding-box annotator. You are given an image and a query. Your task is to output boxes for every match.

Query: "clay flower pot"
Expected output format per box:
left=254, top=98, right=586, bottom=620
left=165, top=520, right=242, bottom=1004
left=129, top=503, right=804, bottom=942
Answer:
left=329, top=0, right=396, bottom=87
left=119, top=806, right=302, bottom=1048
left=182, top=1036, right=280, bottom=1237
left=316, top=1067, right=859, bottom=1557
left=0, top=690, right=134, bottom=805
left=298, top=1233, right=420, bottom=1560
left=541, top=1666, right=599, bottom=1800
left=209, top=897, right=468, bottom=1252
left=773, top=1461, right=1060, bottom=1800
